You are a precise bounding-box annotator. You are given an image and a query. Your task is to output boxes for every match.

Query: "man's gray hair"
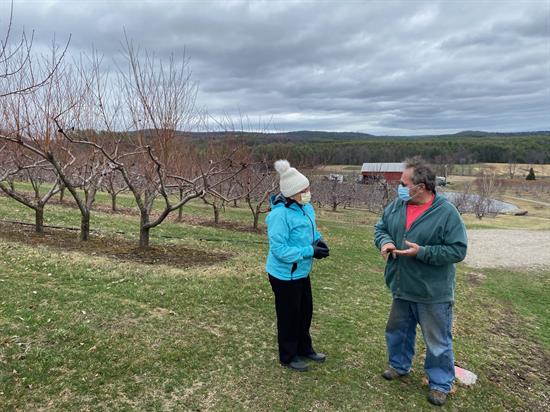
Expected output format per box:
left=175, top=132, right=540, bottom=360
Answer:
left=405, top=157, right=436, bottom=193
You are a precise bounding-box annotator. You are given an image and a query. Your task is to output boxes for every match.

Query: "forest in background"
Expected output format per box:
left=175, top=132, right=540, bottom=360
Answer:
left=246, top=131, right=550, bottom=166
left=121, top=130, right=550, bottom=166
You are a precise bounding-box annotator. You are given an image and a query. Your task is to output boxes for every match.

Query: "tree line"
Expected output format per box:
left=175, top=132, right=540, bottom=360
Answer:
left=251, top=136, right=550, bottom=166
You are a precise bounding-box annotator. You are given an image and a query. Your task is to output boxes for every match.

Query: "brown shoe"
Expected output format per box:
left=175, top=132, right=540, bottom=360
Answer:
left=381, top=368, right=408, bottom=380
left=427, top=389, right=447, bottom=406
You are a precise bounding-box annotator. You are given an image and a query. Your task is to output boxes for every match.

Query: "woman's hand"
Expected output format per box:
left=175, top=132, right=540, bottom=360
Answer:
left=313, top=239, right=330, bottom=259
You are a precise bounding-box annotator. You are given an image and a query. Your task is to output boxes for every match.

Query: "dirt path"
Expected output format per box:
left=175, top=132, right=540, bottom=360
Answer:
left=502, top=195, right=550, bottom=207
left=464, top=229, right=550, bottom=269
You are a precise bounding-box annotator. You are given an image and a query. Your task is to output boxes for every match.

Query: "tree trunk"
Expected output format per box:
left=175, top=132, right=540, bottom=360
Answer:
left=139, top=227, right=150, bottom=248
left=35, top=205, right=44, bottom=234
left=80, top=212, right=90, bottom=241
left=253, top=212, right=259, bottom=230
left=111, top=194, right=117, bottom=211
left=139, top=212, right=150, bottom=249
left=59, top=187, right=65, bottom=203
left=176, top=188, right=184, bottom=221
left=233, top=199, right=238, bottom=208
left=213, top=205, right=220, bottom=224
left=332, top=202, right=337, bottom=212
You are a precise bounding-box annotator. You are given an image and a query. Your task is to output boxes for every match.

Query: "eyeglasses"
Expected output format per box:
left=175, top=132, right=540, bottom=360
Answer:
left=400, top=182, right=424, bottom=190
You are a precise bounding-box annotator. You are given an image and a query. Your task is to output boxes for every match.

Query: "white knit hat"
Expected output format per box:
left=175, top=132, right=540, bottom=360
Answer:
left=274, top=160, right=310, bottom=197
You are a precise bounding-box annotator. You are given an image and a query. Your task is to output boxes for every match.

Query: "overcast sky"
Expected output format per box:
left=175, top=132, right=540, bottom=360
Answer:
left=3, top=0, right=550, bottom=135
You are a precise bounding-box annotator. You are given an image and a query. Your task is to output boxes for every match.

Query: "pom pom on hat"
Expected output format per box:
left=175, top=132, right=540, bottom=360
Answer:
left=274, top=159, right=290, bottom=175
left=274, top=159, right=310, bottom=197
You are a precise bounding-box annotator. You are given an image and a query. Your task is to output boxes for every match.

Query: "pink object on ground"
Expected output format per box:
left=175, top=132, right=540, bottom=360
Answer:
left=455, top=366, right=477, bottom=385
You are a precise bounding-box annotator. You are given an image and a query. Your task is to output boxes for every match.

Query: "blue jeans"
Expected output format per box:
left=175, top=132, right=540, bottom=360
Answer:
left=385, top=298, right=455, bottom=393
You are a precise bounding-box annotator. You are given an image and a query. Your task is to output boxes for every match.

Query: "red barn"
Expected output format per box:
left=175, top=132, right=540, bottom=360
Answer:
left=361, top=162, right=405, bottom=183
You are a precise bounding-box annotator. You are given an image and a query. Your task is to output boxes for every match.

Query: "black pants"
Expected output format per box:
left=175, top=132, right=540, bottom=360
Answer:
left=268, top=274, right=315, bottom=364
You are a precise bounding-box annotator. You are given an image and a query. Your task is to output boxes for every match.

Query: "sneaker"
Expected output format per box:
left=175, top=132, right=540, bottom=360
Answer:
left=281, top=357, right=309, bottom=372
left=427, top=389, right=447, bottom=406
left=381, top=368, right=408, bottom=380
left=301, top=352, right=326, bottom=363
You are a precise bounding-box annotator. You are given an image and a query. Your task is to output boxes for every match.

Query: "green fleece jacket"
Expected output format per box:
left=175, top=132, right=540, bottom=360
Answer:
left=374, top=194, right=468, bottom=303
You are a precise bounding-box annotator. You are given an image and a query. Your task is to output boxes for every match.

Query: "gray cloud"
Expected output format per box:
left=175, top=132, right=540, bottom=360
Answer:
left=3, top=0, right=549, bottom=134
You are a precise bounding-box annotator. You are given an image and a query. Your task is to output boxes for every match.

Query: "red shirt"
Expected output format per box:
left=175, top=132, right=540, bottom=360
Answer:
left=406, top=194, right=435, bottom=230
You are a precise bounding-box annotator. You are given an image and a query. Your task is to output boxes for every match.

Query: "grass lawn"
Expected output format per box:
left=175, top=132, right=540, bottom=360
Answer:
left=0, top=191, right=549, bottom=410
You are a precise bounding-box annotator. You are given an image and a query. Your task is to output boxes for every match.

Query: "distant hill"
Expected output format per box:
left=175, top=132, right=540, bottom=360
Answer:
left=451, top=130, right=550, bottom=138
left=92, top=128, right=550, bottom=164
left=126, top=129, right=550, bottom=142
left=189, top=130, right=550, bottom=141
left=271, top=131, right=375, bottom=140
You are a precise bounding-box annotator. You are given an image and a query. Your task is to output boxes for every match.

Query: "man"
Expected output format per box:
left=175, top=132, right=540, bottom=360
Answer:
left=374, top=158, right=467, bottom=406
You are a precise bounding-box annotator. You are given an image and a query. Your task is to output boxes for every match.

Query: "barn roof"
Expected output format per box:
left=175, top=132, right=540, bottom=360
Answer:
left=361, top=162, right=406, bottom=172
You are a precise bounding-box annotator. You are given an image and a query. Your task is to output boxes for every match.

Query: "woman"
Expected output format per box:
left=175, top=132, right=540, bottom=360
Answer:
left=265, top=160, right=330, bottom=372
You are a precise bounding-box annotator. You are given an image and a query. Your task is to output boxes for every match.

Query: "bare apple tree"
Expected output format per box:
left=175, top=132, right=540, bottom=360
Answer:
left=1, top=1, right=70, bottom=228
left=1, top=46, right=117, bottom=241
left=86, top=38, right=248, bottom=247
left=198, top=136, right=251, bottom=224
left=52, top=38, right=250, bottom=248
left=0, top=140, right=62, bottom=232
left=236, top=159, right=277, bottom=230
left=102, top=168, right=127, bottom=212
left=114, top=37, right=210, bottom=247
left=164, top=135, right=201, bottom=221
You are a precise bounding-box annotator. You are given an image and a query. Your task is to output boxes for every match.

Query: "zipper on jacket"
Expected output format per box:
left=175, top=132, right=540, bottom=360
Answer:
left=396, top=196, right=439, bottom=297
left=303, top=209, right=315, bottom=244
left=289, top=204, right=315, bottom=278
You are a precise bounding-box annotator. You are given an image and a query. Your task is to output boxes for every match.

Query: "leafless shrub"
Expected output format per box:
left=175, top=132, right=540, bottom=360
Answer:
left=472, top=171, right=498, bottom=219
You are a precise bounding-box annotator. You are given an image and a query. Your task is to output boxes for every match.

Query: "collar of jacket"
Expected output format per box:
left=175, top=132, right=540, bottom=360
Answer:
left=271, top=192, right=304, bottom=210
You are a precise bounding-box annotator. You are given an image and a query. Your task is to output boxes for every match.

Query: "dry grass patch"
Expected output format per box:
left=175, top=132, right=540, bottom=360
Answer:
left=0, top=221, right=231, bottom=268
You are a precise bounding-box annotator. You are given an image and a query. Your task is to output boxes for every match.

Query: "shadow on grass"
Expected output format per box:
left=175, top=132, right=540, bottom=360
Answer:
left=0, top=221, right=232, bottom=268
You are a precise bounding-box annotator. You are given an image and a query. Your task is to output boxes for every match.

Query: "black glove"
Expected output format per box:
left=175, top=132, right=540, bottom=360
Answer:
left=315, top=239, right=329, bottom=250
left=313, top=239, right=330, bottom=259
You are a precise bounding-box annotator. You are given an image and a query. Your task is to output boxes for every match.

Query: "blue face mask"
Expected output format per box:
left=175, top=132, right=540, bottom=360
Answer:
left=398, top=184, right=412, bottom=201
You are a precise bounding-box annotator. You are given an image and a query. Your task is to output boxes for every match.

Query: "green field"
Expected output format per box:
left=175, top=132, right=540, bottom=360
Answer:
left=0, top=191, right=549, bottom=410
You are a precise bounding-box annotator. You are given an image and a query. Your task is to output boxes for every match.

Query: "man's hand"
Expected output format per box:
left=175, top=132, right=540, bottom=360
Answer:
left=381, top=242, right=396, bottom=262
left=394, top=240, right=420, bottom=257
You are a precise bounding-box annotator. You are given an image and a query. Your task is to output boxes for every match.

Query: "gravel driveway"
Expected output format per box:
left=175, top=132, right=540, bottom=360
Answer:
left=464, top=229, right=550, bottom=269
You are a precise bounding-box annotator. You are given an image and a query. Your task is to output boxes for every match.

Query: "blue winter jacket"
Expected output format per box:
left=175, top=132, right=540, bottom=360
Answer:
left=265, top=193, right=322, bottom=280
